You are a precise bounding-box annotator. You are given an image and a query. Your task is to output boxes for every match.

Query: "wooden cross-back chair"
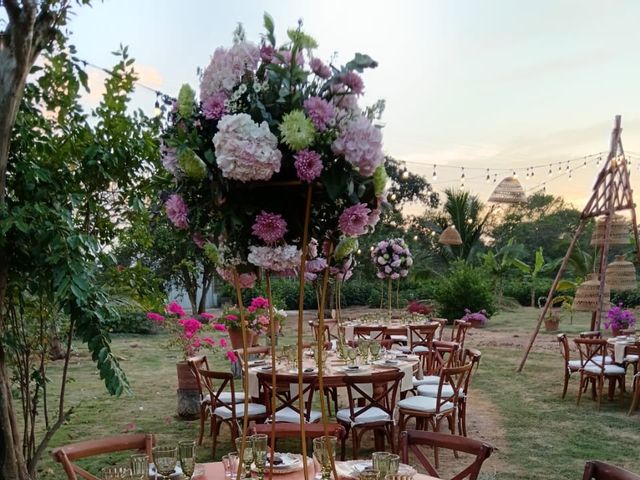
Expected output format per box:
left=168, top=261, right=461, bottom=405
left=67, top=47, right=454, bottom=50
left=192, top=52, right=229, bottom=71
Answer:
left=197, top=369, right=267, bottom=457
left=430, top=318, right=448, bottom=341
left=556, top=334, right=581, bottom=400
left=412, top=341, right=460, bottom=393
left=352, top=325, right=387, bottom=342
left=248, top=421, right=347, bottom=453
left=400, top=430, right=493, bottom=480
left=574, top=338, right=626, bottom=409
left=336, top=369, right=403, bottom=459
left=582, top=460, right=640, bottom=480
left=451, top=320, right=472, bottom=359
left=408, top=323, right=439, bottom=353
left=51, top=434, right=154, bottom=480
left=257, top=372, right=321, bottom=424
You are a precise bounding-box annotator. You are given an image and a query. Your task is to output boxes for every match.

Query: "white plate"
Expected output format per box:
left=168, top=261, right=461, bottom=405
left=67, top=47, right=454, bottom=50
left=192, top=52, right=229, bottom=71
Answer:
left=288, top=368, right=318, bottom=374
left=266, top=453, right=302, bottom=469
left=342, top=365, right=371, bottom=373
left=348, top=460, right=416, bottom=476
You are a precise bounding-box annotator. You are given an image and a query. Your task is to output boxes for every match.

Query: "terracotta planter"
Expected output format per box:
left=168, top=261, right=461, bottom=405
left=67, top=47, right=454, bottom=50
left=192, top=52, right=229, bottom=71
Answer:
left=467, top=318, right=486, bottom=328
left=544, top=318, right=560, bottom=332
left=611, top=327, right=622, bottom=337
left=176, top=361, right=199, bottom=419
left=228, top=329, right=258, bottom=349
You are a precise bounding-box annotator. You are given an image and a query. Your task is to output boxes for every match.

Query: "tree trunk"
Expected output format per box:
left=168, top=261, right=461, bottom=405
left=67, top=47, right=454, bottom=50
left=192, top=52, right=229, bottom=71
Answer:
left=196, top=268, right=213, bottom=314
left=530, top=287, right=536, bottom=308
left=48, top=326, right=65, bottom=360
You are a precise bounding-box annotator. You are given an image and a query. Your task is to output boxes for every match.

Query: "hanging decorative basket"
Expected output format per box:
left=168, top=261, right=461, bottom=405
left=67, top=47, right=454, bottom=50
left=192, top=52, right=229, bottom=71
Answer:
left=439, top=225, right=463, bottom=245
left=605, top=255, right=637, bottom=291
left=488, top=176, right=526, bottom=204
left=590, top=214, right=630, bottom=246
left=573, top=273, right=610, bottom=312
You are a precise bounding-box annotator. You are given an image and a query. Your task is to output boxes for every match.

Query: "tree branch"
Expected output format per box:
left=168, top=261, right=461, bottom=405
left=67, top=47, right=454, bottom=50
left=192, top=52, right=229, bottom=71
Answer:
left=3, top=0, right=22, bottom=23
left=27, top=406, right=73, bottom=476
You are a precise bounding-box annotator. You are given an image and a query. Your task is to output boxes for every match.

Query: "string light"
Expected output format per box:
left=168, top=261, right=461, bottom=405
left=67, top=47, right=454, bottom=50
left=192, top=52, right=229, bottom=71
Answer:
left=512, top=169, right=517, bottom=178
left=413, top=235, right=418, bottom=241
left=485, top=168, right=490, bottom=182
left=460, top=167, right=465, bottom=188
left=568, top=170, right=572, bottom=181
left=432, top=164, right=437, bottom=182
left=596, top=156, right=601, bottom=166
left=548, top=164, right=552, bottom=176
left=493, top=173, right=497, bottom=183
left=154, top=92, right=162, bottom=117
left=565, top=160, right=569, bottom=171
left=583, top=156, right=587, bottom=166
left=530, top=168, right=535, bottom=178
left=401, top=166, right=410, bottom=180
left=525, top=168, right=530, bottom=180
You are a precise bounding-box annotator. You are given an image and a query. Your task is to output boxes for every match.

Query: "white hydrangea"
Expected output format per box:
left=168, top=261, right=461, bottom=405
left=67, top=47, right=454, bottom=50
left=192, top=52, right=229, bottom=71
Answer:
left=247, top=245, right=302, bottom=272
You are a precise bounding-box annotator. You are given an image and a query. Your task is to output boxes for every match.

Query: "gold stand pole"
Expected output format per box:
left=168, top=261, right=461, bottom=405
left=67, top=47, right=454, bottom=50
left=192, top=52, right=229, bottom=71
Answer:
left=265, top=273, right=278, bottom=477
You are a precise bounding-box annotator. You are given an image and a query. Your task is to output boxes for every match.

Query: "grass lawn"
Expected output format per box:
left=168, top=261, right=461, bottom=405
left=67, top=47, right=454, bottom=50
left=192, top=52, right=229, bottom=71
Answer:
left=30, top=307, right=640, bottom=479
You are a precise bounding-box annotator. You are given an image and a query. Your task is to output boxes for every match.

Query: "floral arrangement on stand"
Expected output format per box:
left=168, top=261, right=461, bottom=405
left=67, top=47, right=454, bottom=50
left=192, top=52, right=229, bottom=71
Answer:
left=146, top=301, right=238, bottom=362
left=222, top=296, right=287, bottom=348
left=371, top=238, right=412, bottom=313
left=604, top=303, right=636, bottom=334
left=461, top=308, right=489, bottom=328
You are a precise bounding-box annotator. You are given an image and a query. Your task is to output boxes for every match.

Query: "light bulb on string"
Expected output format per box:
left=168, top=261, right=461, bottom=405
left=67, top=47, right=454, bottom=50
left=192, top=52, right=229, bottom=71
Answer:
left=558, top=163, right=562, bottom=172
left=565, top=161, right=569, bottom=171
left=432, top=164, right=437, bottom=182
left=596, top=156, right=601, bottom=166
left=154, top=92, right=162, bottom=117
left=413, top=235, right=418, bottom=241
left=493, top=173, right=497, bottom=183
left=485, top=168, right=490, bottom=182
left=370, top=246, right=375, bottom=252
left=568, top=170, right=572, bottom=181
left=548, top=164, right=552, bottom=176
left=583, top=156, right=587, bottom=167
left=542, top=183, right=547, bottom=193
left=530, top=168, right=535, bottom=178
left=401, top=166, right=410, bottom=180
left=512, top=170, right=517, bottom=179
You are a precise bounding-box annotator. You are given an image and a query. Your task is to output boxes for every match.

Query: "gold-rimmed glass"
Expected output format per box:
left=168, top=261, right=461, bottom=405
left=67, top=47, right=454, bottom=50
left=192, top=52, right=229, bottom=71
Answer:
left=234, top=437, right=253, bottom=480
left=372, top=452, right=390, bottom=479
left=101, top=465, right=131, bottom=480
left=313, top=436, right=336, bottom=480
left=358, top=340, right=369, bottom=364
left=178, top=440, right=196, bottom=478
left=252, top=434, right=268, bottom=480
left=152, top=446, right=177, bottom=479
left=347, top=347, right=357, bottom=367
left=369, top=341, right=381, bottom=361
left=387, top=454, right=400, bottom=475
left=129, top=454, right=148, bottom=480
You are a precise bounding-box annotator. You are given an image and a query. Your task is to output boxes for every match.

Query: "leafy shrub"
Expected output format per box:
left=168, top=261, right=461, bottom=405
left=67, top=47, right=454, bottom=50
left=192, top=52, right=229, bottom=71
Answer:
left=104, top=312, right=158, bottom=334
left=433, top=262, right=495, bottom=320
left=503, top=276, right=554, bottom=306
left=612, top=289, right=640, bottom=308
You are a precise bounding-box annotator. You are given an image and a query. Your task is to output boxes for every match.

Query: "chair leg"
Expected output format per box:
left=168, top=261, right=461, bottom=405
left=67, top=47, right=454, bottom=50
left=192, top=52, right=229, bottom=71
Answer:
left=211, top=416, right=219, bottom=458
left=198, top=405, right=206, bottom=446
left=629, top=377, right=640, bottom=415
left=576, top=375, right=585, bottom=406
left=597, top=377, right=604, bottom=411
left=562, top=371, right=570, bottom=399
left=433, top=418, right=440, bottom=469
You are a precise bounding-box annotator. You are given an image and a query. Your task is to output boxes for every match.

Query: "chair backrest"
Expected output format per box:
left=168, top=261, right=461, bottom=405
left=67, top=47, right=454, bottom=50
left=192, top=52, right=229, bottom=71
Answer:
left=343, top=369, right=403, bottom=424
left=353, top=326, right=387, bottom=341
left=573, top=338, right=607, bottom=374
left=408, top=323, right=439, bottom=351
left=429, top=340, right=460, bottom=374
left=461, top=349, right=481, bottom=394
left=583, top=460, right=640, bottom=480
left=556, top=334, right=571, bottom=365
left=51, top=434, right=154, bottom=480
left=431, top=318, right=448, bottom=340
left=248, top=421, right=347, bottom=440
left=436, top=362, right=473, bottom=412
left=400, top=430, right=492, bottom=480
left=187, top=355, right=210, bottom=401
left=257, top=372, right=318, bottom=422
left=198, top=369, right=238, bottom=420
left=580, top=331, right=602, bottom=339
left=309, top=321, right=333, bottom=343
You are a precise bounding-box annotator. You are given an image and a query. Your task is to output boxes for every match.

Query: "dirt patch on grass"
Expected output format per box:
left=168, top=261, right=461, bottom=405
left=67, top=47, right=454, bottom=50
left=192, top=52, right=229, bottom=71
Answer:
left=464, top=328, right=559, bottom=354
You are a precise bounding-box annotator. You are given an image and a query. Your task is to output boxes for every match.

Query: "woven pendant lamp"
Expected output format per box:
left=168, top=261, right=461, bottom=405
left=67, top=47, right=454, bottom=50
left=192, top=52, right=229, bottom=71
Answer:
left=573, top=273, right=610, bottom=312
left=439, top=225, right=463, bottom=245
left=590, top=214, right=630, bottom=246
left=488, top=176, right=526, bottom=204
left=606, top=255, right=637, bottom=291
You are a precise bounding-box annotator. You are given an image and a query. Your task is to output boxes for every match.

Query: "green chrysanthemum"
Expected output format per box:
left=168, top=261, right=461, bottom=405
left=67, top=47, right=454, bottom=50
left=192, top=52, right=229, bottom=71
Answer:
left=279, top=110, right=316, bottom=151
left=177, top=84, right=196, bottom=118
left=204, top=243, right=220, bottom=264
left=178, top=148, right=207, bottom=180
left=373, top=166, right=388, bottom=196
left=334, top=237, right=359, bottom=261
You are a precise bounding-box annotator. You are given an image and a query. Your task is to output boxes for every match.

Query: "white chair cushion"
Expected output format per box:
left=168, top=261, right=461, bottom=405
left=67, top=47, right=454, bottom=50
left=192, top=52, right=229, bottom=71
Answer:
left=274, top=407, right=322, bottom=424
left=213, top=402, right=266, bottom=420
left=583, top=364, right=626, bottom=375
left=625, top=354, right=639, bottom=363
left=396, top=346, right=411, bottom=353
left=596, top=355, right=613, bottom=365
left=390, top=335, right=408, bottom=342
left=417, top=384, right=463, bottom=398
left=336, top=406, right=391, bottom=425
left=412, top=346, right=431, bottom=353
left=216, top=392, right=245, bottom=404
left=413, top=375, right=440, bottom=386
left=398, top=396, right=454, bottom=413
left=568, top=360, right=582, bottom=370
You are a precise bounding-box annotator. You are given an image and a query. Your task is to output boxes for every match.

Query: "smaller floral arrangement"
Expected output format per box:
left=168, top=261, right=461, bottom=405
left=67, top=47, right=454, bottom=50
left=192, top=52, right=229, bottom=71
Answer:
left=371, top=238, right=413, bottom=280
left=146, top=301, right=236, bottom=361
left=605, top=303, right=636, bottom=332
left=462, top=308, right=489, bottom=327
left=222, top=296, right=286, bottom=335
left=406, top=300, right=433, bottom=316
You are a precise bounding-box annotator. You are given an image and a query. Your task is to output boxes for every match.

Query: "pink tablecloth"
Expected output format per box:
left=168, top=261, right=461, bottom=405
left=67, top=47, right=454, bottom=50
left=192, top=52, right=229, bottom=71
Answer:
left=194, top=461, right=438, bottom=479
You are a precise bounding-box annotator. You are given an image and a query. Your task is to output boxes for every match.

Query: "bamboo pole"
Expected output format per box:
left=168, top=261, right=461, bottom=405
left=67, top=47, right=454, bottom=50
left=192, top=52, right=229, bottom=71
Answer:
left=265, top=273, right=278, bottom=478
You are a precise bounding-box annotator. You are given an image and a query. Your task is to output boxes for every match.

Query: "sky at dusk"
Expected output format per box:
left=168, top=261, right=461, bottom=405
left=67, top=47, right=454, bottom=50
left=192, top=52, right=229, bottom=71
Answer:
left=67, top=0, right=640, bottom=210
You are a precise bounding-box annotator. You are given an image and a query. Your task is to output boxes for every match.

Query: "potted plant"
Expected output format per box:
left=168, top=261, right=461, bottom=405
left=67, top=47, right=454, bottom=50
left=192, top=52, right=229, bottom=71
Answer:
left=462, top=308, right=489, bottom=328
left=222, top=296, right=286, bottom=349
left=543, top=308, right=561, bottom=332
left=604, top=303, right=636, bottom=336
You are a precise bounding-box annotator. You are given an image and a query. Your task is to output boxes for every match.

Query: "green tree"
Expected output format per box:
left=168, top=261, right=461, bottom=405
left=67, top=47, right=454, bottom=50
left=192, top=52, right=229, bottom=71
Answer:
left=479, top=239, right=526, bottom=304
left=512, top=247, right=561, bottom=307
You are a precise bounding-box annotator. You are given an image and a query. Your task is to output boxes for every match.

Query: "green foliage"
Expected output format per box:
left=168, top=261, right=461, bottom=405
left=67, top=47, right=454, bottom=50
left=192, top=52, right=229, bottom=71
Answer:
left=502, top=276, right=554, bottom=306
left=433, top=262, right=495, bottom=320
left=103, top=312, right=157, bottom=335
left=611, top=290, right=640, bottom=308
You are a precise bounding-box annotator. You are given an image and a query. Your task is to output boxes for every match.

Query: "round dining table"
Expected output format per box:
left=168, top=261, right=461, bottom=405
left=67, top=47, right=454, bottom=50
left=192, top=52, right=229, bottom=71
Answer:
left=193, top=460, right=438, bottom=479
left=606, top=336, right=639, bottom=363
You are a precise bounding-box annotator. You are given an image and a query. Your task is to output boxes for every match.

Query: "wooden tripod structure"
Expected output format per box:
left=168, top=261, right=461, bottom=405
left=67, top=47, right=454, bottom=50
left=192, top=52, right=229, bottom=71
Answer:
left=518, top=115, right=640, bottom=372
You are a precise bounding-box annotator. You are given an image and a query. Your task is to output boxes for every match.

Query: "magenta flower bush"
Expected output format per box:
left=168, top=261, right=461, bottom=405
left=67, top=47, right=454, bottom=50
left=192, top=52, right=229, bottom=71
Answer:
left=462, top=308, right=489, bottom=327
left=222, top=296, right=286, bottom=334
left=605, top=303, right=636, bottom=331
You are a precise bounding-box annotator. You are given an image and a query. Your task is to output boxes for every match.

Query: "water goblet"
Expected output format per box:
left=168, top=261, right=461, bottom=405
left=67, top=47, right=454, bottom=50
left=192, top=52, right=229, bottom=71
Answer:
left=234, top=437, right=254, bottom=480
left=101, top=465, right=132, bottom=480
left=369, top=341, right=381, bottom=361
left=347, top=347, right=358, bottom=367
left=313, top=436, right=337, bottom=480
left=178, top=440, right=196, bottom=479
left=372, top=452, right=391, bottom=479
left=152, top=446, right=177, bottom=479
left=358, top=341, right=370, bottom=364
left=221, top=455, right=232, bottom=479
left=227, top=452, right=239, bottom=479
left=387, top=454, right=400, bottom=475
left=129, top=454, right=149, bottom=480
left=252, top=434, right=268, bottom=480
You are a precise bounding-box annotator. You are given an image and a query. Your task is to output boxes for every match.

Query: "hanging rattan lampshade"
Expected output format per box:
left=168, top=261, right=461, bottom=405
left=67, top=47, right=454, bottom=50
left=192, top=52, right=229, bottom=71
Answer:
left=573, top=273, right=610, bottom=312
left=605, top=255, right=637, bottom=291
left=439, top=225, right=463, bottom=245
left=590, top=214, right=630, bottom=246
left=488, top=176, right=526, bottom=204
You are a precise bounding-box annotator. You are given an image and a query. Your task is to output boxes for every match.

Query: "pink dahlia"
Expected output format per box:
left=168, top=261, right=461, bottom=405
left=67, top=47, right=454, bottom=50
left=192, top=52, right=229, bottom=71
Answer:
left=200, top=312, right=215, bottom=320
left=310, top=57, right=331, bottom=79
left=332, top=116, right=384, bottom=176
left=341, top=71, right=364, bottom=95
left=202, top=92, right=227, bottom=120
left=252, top=211, right=287, bottom=244
left=166, top=301, right=186, bottom=317
left=146, top=312, right=165, bottom=323
left=303, top=97, right=335, bottom=131
left=250, top=296, right=270, bottom=309
left=202, top=337, right=216, bottom=347
left=213, top=323, right=227, bottom=332
left=165, top=194, right=189, bottom=230
left=179, top=318, right=202, bottom=338
left=260, top=44, right=275, bottom=63
left=338, top=203, right=371, bottom=237
left=294, top=149, right=323, bottom=182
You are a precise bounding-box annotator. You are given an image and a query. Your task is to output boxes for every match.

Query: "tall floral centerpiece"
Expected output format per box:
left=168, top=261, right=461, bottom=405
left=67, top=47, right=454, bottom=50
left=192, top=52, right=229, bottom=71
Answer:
left=160, top=14, right=386, bottom=478
left=371, top=238, right=412, bottom=314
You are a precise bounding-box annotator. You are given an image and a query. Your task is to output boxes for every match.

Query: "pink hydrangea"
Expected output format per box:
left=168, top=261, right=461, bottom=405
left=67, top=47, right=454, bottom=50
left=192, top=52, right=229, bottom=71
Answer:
left=213, top=113, right=282, bottom=182
left=367, top=208, right=381, bottom=228
left=252, top=211, right=287, bottom=244
left=165, top=194, right=189, bottom=230
left=303, top=97, right=335, bottom=131
left=338, top=203, right=372, bottom=237
left=226, top=350, right=238, bottom=362
left=294, top=149, right=323, bottom=182
left=202, top=92, right=227, bottom=120
left=340, top=71, right=364, bottom=95
left=200, top=42, right=260, bottom=100
left=310, top=57, right=331, bottom=79
left=146, top=312, right=165, bottom=323
left=161, top=144, right=179, bottom=177
left=332, top=116, right=384, bottom=176
left=216, top=267, right=257, bottom=289
left=166, top=301, right=186, bottom=317
left=247, top=245, right=302, bottom=272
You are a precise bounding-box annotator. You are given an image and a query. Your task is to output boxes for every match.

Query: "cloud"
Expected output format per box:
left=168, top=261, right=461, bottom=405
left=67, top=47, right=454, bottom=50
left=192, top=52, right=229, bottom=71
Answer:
left=134, top=63, right=164, bottom=90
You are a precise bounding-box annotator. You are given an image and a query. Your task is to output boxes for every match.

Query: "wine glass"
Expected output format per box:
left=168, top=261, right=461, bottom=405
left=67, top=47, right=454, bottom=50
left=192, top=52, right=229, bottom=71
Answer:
left=252, top=434, right=268, bottom=480
left=152, top=446, right=177, bottom=479
left=313, top=436, right=337, bottom=480
left=372, top=452, right=391, bottom=479
left=369, top=341, right=381, bottom=362
left=358, top=341, right=369, bottom=364
left=129, top=454, right=149, bottom=480
left=178, top=440, right=196, bottom=479
left=387, top=454, right=400, bottom=475
left=347, top=347, right=357, bottom=367
left=101, top=465, right=132, bottom=480
left=234, top=437, right=254, bottom=480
